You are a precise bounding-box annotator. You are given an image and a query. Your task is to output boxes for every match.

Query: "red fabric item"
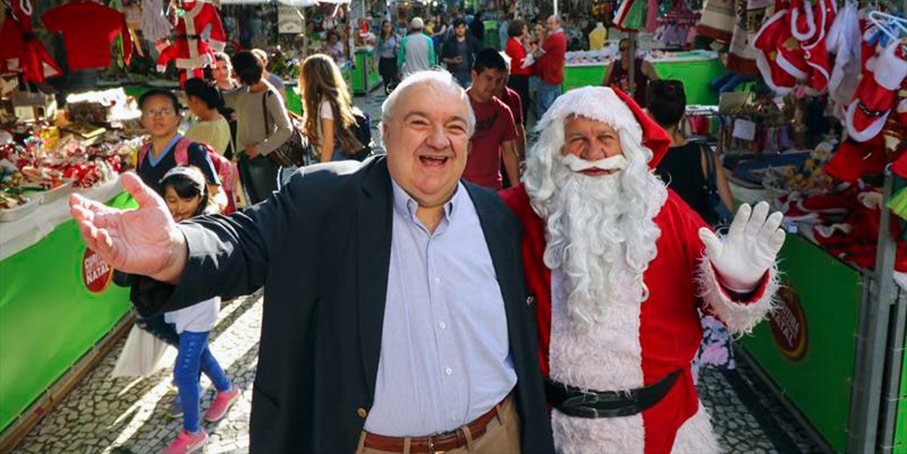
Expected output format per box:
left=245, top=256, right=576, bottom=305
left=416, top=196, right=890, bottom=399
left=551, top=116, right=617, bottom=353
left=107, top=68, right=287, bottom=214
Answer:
left=825, top=135, right=886, bottom=182
left=500, top=185, right=772, bottom=453
left=753, top=10, right=798, bottom=94
left=505, top=37, right=531, bottom=77
left=157, top=0, right=226, bottom=72
left=536, top=30, right=566, bottom=85
left=463, top=95, right=517, bottom=190
left=845, top=40, right=907, bottom=142
left=497, top=86, right=524, bottom=127
left=41, top=0, right=131, bottom=71
left=0, top=0, right=61, bottom=83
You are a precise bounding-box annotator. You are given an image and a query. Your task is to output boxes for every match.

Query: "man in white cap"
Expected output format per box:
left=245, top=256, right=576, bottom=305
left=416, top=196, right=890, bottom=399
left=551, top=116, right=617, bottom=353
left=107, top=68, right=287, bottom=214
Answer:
left=500, top=86, right=786, bottom=453
left=398, top=17, right=436, bottom=76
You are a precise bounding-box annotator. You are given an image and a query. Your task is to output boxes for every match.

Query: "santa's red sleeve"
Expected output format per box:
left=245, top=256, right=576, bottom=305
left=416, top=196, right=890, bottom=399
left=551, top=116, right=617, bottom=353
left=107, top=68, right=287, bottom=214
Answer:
left=156, top=43, right=176, bottom=72
left=670, top=193, right=780, bottom=335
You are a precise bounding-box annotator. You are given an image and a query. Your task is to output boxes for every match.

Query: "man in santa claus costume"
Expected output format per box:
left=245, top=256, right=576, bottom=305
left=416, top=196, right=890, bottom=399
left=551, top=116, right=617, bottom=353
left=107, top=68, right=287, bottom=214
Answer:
left=500, top=86, right=786, bottom=453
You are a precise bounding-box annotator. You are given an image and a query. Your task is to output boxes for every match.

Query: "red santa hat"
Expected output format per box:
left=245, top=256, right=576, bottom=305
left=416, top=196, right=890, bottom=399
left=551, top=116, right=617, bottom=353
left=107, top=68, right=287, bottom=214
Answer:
left=537, top=86, right=672, bottom=168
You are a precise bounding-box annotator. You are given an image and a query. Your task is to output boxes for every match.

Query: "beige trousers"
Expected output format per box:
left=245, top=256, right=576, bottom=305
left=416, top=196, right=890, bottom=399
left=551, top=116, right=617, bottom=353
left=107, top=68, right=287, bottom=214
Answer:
left=355, top=394, right=521, bottom=454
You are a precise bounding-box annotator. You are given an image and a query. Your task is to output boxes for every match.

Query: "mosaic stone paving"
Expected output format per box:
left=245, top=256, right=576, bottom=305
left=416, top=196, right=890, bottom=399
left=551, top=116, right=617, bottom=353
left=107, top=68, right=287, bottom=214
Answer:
left=11, top=91, right=826, bottom=454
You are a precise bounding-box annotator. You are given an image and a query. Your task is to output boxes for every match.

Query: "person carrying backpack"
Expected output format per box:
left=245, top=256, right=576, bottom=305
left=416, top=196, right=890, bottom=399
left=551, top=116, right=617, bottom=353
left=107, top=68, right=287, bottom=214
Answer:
left=298, top=54, right=372, bottom=164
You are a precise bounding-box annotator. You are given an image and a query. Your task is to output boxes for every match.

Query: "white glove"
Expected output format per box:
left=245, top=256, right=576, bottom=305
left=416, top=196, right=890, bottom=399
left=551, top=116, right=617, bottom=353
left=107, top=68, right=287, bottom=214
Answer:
left=698, top=201, right=786, bottom=293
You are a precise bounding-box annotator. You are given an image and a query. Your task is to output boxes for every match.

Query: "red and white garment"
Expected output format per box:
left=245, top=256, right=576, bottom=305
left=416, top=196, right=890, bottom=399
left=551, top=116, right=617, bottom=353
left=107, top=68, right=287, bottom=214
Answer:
left=753, top=0, right=836, bottom=94
left=41, top=0, right=132, bottom=71
left=845, top=40, right=907, bottom=142
left=156, top=0, right=225, bottom=73
left=502, top=187, right=777, bottom=454
left=0, top=0, right=61, bottom=83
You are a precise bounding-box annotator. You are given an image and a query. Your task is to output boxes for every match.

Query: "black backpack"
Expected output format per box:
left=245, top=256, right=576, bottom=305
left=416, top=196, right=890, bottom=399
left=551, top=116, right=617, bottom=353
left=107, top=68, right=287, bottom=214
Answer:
left=339, top=107, right=373, bottom=161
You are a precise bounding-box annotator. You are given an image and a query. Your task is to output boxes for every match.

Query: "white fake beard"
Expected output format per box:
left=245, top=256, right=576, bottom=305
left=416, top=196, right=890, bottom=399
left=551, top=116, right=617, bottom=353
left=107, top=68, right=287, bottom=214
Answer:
left=542, top=159, right=665, bottom=328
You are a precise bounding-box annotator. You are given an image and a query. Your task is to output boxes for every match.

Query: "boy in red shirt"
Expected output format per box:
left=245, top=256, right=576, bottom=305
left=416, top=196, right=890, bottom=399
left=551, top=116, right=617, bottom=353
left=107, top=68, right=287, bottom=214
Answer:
left=463, top=49, right=520, bottom=190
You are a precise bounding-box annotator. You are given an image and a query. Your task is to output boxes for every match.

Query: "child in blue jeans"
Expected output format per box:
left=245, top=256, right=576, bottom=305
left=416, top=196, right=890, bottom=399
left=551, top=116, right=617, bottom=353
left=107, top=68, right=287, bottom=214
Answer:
left=158, top=167, right=239, bottom=454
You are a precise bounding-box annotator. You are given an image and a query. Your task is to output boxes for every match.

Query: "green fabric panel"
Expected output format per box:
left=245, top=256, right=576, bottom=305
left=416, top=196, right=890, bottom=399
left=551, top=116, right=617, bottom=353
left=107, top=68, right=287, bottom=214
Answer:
left=0, top=193, right=137, bottom=432
left=741, top=233, right=862, bottom=452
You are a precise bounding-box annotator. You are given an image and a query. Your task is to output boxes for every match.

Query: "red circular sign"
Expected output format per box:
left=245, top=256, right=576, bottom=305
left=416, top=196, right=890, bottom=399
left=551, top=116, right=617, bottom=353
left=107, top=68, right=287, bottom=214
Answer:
left=82, top=248, right=113, bottom=294
left=768, top=284, right=808, bottom=361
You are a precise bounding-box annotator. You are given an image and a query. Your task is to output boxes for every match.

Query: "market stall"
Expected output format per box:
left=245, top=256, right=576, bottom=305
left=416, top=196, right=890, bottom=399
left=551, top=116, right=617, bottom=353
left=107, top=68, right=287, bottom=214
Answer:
left=563, top=48, right=725, bottom=104
left=0, top=90, right=139, bottom=436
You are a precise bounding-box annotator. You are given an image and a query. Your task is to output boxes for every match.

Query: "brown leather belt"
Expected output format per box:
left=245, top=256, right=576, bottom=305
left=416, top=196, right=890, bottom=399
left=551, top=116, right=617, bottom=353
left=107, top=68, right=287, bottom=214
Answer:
left=363, top=394, right=508, bottom=453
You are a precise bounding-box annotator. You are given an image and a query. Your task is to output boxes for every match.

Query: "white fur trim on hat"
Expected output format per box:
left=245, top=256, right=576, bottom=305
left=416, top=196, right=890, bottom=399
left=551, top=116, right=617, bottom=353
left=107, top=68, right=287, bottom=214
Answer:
left=536, top=86, right=643, bottom=144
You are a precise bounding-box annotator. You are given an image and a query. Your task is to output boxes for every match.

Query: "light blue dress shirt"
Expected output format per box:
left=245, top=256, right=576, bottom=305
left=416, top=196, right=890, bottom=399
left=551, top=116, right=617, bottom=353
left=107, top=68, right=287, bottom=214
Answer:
left=363, top=180, right=517, bottom=437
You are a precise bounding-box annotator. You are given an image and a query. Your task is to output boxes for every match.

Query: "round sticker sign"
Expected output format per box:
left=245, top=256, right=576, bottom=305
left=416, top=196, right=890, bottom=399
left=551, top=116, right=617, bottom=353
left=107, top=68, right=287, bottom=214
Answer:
left=82, top=248, right=113, bottom=294
left=768, top=284, right=808, bottom=361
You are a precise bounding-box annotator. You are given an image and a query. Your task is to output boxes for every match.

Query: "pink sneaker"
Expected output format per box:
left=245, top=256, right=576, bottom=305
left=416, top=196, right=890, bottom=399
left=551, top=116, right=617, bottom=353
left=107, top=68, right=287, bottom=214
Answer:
left=162, top=429, right=207, bottom=454
left=204, top=387, right=240, bottom=422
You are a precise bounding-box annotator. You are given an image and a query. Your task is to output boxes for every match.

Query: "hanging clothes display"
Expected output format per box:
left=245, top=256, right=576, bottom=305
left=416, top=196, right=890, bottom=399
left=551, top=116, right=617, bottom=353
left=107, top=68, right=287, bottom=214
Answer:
left=845, top=39, right=907, bottom=142
left=156, top=0, right=226, bottom=72
left=41, top=0, right=132, bottom=71
left=141, top=0, right=172, bottom=45
left=826, top=1, right=861, bottom=109
left=0, top=0, right=61, bottom=83
left=725, top=0, right=771, bottom=76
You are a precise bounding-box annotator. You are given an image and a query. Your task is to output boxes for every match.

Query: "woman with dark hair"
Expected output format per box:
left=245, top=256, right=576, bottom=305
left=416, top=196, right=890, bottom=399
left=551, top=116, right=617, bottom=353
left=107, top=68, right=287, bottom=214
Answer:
left=648, top=80, right=733, bottom=225
left=184, top=78, right=231, bottom=156
left=377, top=20, right=401, bottom=95
left=223, top=50, right=292, bottom=204
left=648, top=80, right=736, bottom=381
left=504, top=18, right=531, bottom=127
left=323, top=30, right=346, bottom=63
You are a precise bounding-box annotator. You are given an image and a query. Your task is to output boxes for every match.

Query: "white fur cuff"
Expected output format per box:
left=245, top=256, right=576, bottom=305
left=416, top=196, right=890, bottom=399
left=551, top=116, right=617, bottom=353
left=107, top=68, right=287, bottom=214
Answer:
left=696, top=256, right=780, bottom=335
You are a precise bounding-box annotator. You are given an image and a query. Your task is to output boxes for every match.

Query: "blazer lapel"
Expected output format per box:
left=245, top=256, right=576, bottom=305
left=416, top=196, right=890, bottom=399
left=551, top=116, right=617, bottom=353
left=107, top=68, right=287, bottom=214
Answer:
left=357, top=158, right=394, bottom=398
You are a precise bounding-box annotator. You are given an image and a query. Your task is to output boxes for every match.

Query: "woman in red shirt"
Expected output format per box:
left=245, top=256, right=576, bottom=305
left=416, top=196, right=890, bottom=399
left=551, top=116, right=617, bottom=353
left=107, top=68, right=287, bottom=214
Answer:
left=505, top=19, right=531, bottom=127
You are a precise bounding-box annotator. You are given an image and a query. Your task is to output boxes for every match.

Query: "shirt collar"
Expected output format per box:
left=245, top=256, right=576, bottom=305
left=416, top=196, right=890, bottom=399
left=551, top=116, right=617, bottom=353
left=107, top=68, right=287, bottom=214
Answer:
left=390, top=178, right=459, bottom=224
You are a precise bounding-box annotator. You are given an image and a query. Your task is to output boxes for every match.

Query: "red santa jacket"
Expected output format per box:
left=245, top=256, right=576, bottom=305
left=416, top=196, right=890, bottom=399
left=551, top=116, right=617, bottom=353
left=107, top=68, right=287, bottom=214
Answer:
left=0, top=0, right=61, bottom=83
left=500, top=185, right=777, bottom=454
left=41, top=0, right=131, bottom=71
left=157, top=1, right=226, bottom=72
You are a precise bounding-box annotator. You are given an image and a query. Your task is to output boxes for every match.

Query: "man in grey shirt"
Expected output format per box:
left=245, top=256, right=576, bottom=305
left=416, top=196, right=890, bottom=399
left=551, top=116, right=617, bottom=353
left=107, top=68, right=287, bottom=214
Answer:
left=397, top=17, right=437, bottom=76
left=69, top=70, right=553, bottom=453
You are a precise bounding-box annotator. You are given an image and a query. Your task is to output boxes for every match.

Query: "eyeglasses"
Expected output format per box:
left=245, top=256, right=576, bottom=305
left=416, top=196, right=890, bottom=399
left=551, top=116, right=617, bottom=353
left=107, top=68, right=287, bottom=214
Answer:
left=619, top=46, right=630, bottom=52
left=142, top=108, right=176, bottom=118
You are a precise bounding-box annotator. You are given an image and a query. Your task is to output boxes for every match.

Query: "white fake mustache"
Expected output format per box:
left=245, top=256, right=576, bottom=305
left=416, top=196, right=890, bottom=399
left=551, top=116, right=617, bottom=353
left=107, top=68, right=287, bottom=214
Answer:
left=559, top=153, right=628, bottom=172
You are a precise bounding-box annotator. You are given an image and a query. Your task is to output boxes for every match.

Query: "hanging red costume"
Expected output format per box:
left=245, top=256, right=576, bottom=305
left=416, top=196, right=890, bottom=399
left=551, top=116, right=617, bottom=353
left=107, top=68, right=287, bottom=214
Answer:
left=156, top=0, right=226, bottom=75
left=0, top=0, right=61, bottom=83
left=41, top=0, right=131, bottom=71
left=500, top=87, right=780, bottom=454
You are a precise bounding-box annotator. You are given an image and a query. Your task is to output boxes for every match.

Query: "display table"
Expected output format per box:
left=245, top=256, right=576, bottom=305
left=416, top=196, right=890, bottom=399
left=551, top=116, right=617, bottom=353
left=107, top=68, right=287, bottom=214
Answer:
left=725, top=179, right=862, bottom=452
left=562, top=51, right=726, bottom=105
left=352, top=48, right=382, bottom=95
left=0, top=183, right=135, bottom=432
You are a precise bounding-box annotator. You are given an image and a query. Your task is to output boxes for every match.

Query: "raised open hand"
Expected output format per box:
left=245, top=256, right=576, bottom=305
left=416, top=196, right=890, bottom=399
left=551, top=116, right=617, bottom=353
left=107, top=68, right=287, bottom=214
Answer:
left=70, top=172, right=185, bottom=282
left=698, top=201, right=786, bottom=292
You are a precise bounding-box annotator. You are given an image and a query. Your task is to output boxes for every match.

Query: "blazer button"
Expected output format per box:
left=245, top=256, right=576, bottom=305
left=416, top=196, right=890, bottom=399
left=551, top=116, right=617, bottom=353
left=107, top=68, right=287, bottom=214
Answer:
left=356, top=407, right=368, bottom=418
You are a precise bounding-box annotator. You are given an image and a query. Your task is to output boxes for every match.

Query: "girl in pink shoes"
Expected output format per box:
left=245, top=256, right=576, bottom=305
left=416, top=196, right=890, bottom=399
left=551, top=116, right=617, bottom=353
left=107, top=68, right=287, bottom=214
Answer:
left=158, top=167, right=240, bottom=454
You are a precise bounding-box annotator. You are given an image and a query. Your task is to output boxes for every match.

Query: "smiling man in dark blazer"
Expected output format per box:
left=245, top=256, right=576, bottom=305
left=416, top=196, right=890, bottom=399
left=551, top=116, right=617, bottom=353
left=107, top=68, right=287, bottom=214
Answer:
left=70, top=70, right=554, bottom=453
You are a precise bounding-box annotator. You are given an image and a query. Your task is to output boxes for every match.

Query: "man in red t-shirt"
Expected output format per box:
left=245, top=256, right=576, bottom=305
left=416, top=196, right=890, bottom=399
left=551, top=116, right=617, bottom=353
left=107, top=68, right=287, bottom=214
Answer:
left=532, top=15, right=567, bottom=116
left=463, top=49, right=520, bottom=190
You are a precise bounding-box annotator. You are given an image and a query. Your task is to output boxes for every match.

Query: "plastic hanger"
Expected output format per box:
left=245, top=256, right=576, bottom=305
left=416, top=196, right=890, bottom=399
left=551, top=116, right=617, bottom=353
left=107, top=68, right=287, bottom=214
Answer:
left=867, top=10, right=906, bottom=47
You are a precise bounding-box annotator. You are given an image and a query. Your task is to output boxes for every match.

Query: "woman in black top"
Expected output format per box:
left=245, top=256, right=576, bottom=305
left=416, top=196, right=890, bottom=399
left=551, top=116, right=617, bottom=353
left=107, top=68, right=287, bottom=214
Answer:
left=647, top=80, right=734, bottom=226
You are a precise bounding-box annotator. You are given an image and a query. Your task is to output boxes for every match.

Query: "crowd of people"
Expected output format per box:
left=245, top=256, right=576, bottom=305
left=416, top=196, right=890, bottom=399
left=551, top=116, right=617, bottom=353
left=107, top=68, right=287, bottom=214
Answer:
left=68, top=11, right=791, bottom=454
